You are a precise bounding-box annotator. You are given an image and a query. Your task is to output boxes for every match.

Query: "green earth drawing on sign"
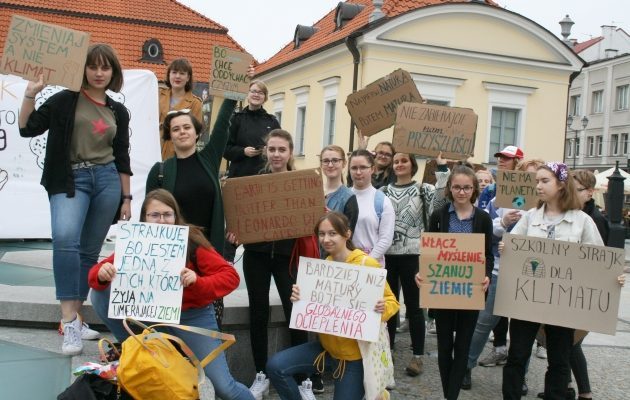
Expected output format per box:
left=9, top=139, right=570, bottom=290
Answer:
left=522, top=257, right=545, bottom=278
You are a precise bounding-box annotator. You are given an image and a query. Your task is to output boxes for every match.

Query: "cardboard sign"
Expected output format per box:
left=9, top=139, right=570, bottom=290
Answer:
left=392, top=102, right=477, bottom=160
left=209, top=46, right=254, bottom=101
left=0, top=15, right=89, bottom=91
left=289, top=257, right=388, bottom=342
left=108, top=222, right=189, bottom=324
left=222, top=169, right=325, bottom=244
left=420, top=233, right=486, bottom=310
left=345, top=69, right=422, bottom=137
left=495, top=171, right=539, bottom=210
left=494, top=234, right=624, bottom=335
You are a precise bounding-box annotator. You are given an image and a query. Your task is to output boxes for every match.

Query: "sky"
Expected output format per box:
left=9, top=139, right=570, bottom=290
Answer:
left=178, top=0, right=627, bottom=61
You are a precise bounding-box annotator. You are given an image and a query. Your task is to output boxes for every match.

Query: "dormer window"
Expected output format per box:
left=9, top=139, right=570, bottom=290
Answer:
left=335, top=2, right=364, bottom=29
left=294, top=25, right=318, bottom=49
left=141, top=38, right=164, bottom=64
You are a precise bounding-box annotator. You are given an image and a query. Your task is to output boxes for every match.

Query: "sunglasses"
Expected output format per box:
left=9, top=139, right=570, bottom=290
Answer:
left=166, top=108, right=191, bottom=116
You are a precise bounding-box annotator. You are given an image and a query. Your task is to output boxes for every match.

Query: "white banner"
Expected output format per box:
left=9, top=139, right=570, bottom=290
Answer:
left=108, top=222, right=188, bottom=324
left=289, top=256, right=387, bottom=342
left=0, top=70, right=160, bottom=238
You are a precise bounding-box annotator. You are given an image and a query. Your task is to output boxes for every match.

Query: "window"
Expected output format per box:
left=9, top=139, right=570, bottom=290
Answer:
left=611, top=134, right=619, bottom=155
left=592, top=90, right=604, bottom=113
left=616, top=85, right=629, bottom=110
left=587, top=136, right=594, bottom=157
left=323, top=100, right=336, bottom=146
left=489, top=108, right=519, bottom=160
left=274, top=111, right=282, bottom=125
left=412, top=74, right=465, bottom=106
left=569, top=95, right=581, bottom=116
left=565, top=139, right=573, bottom=158
left=575, top=138, right=580, bottom=157
left=426, top=99, right=450, bottom=106
left=295, top=106, right=306, bottom=155
left=596, top=135, right=603, bottom=156
left=622, top=133, right=629, bottom=154
left=269, top=92, right=285, bottom=126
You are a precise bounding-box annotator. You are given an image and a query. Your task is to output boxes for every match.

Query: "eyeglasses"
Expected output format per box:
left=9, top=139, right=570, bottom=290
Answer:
left=146, top=211, right=176, bottom=221
left=249, top=89, right=264, bottom=96
left=166, top=108, right=191, bottom=116
left=321, top=158, right=343, bottom=166
left=350, top=165, right=372, bottom=172
left=376, top=151, right=393, bottom=158
left=451, top=185, right=474, bottom=193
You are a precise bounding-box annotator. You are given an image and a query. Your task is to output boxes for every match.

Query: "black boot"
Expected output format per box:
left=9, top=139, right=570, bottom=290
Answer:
left=461, top=368, right=472, bottom=390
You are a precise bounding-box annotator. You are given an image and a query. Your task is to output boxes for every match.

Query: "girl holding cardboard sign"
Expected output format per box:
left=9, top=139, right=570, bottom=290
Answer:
left=415, top=164, right=493, bottom=400
left=88, top=189, right=255, bottom=400
left=266, top=212, right=399, bottom=400
left=18, top=44, right=131, bottom=356
left=501, top=162, right=624, bottom=400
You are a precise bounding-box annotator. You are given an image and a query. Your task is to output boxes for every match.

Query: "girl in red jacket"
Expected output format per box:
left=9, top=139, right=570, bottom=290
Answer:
left=89, top=189, right=256, bottom=400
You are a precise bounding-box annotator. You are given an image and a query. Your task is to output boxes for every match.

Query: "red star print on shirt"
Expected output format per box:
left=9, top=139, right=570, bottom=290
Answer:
left=91, top=118, right=110, bottom=136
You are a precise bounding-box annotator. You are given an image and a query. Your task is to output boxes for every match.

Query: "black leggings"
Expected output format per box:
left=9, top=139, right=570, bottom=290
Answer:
left=384, top=254, right=425, bottom=355
left=493, top=316, right=508, bottom=347
left=570, top=339, right=591, bottom=394
left=243, top=250, right=308, bottom=372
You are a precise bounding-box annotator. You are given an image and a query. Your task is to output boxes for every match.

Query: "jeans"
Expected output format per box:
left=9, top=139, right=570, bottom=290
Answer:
left=570, top=339, right=591, bottom=394
left=266, top=341, right=364, bottom=400
left=91, top=288, right=253, bottom=400
left=243, top=250, right=308, bottom=372
left=434, top=309, right=478, bottom=400
left=50, top=162, right=120, bottom=300
left=467, top=276, right=502, bottom=369
left=503, top=319, right=573, bottom=400
left=384, top=254, right=425, bottom=355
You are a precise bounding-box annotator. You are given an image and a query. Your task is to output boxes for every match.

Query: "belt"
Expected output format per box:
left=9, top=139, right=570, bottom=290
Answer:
left=71, top=161, right=98, bottom=170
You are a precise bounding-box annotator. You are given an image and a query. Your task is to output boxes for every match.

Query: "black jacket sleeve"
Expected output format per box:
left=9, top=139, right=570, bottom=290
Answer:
left=344, top=195, right=359, bottom=235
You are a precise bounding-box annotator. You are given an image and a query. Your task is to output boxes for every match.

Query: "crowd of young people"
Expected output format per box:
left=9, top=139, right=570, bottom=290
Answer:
left=17, top=43, right=626, bottom=400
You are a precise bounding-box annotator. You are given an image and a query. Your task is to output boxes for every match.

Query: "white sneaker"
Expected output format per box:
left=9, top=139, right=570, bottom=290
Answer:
left=59, top=316, right=100, bottom=340
left=427, top=320, right=437, bottom=334
left=61, top=317, right=83, bottom=356
left=396, top=319, right=409, bottom=333
left=298, top=378, right=317, bottom=400
left=249, top=371, right=269, bottom=400
left=535, top=345, right=547, bottom=359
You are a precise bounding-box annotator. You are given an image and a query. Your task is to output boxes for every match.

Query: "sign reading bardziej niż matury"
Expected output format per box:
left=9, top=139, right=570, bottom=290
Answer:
left=107, top=222, right=189, bottom=324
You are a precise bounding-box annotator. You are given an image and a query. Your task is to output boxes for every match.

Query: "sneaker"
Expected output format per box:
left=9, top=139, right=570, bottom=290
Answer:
left=488, top=331, right=494, bottom=342
left=522, top=377, right=528, bottom=396
left=58, top=315, right=100, bottom=340
left=310, top=372, right=324, bottom=394
left=478, top=347, right=508, bottom=367
left=406, top=356, right=423, bottom=376
left=249, top=371, right=269, bottom=400
left=427, top=320, right=437, bottom=334
left=396, top=319, right=409, bottom=333
left=535, top=345, right=547, bottom=359
left=61, top=317, right=83, bottom=356
left=461, top=368, right=471, bottom=390
left=298, top=378, right=317, bottom=400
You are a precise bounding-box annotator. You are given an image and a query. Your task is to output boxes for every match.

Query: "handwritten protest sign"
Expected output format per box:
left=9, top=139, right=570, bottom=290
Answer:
left=0, top=15, right=89, bottom=91
left=494, top=234, right=624, bottom=335
left=107, top=222, right=189, bottom=324
left=289, top=257, right=388, bottom=342
left=393, top=102, right=477, bottom=160
left=345, top=69, right=422, bottom=137
left=209, top=46, right=254, bottom=101
left=420, top=233, right=486, bottom=310
left=222, top=169, right=325, bottom=244
left=495, top=171, right=539, bottom=210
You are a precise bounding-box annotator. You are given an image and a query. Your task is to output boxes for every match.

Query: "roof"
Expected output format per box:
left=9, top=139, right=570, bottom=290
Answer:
left=573, top=36, right=604, bottom=54
left=0, top=1, right=244, bottom=79
left=257, top=0, right=497, bottom=75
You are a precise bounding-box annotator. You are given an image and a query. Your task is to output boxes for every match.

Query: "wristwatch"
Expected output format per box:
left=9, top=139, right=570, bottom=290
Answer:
left=121, top=194, right=133, bottom=200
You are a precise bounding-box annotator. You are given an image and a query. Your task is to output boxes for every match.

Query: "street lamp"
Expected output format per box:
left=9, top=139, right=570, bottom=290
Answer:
left=566, top=115, right=589, bottom=169
left=579, top=116, right=588, bottom=169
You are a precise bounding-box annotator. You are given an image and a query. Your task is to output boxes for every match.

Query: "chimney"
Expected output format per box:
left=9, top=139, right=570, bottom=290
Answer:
left=605, top=48, right=618, bottom=58
left=370, top=0, right=385, bottom=22
left=601, top=25, right=616, bottom=37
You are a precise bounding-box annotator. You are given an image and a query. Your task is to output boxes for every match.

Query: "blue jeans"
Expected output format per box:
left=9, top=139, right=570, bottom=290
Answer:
left=91, top=288, right=254, bottom=400
left=467, top=275, right=501, bottom=369
left=50, top=162, right=120, bottom=300
left=266, top=341, right=364, bottom=400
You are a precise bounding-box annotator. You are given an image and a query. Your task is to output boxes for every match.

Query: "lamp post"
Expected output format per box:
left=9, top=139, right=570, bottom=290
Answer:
left=579, top=115, right=588, bottom=169
left=567, top=115, right=588, bottom=169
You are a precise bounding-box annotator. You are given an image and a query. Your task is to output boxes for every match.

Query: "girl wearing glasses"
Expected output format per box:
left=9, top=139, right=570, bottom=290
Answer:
left=224, top=80, right=281, bottom=178
left=502, top=164, right=623, bottom=400
left=89, top=189, right=256, bottom=400
left=348, top=149, right=395, bottom=268
left=382, top=152, right=449, bottom=377
left=415, top=164, right=493, bottom=400
left=18, top=44, right=131, bottom=355
left=266, top=212, right=399, bottom=400
left=226, top=130, right=308, bottom=397
left=350, top=132, right=396, bottom=189
left=159, top=58, right=203, bottom=160
left=320, top=145, right=358, bottom=233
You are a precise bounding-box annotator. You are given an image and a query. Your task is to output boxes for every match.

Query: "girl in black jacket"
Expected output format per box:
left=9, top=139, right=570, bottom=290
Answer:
left=416, top=164, right=493, bottom=400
